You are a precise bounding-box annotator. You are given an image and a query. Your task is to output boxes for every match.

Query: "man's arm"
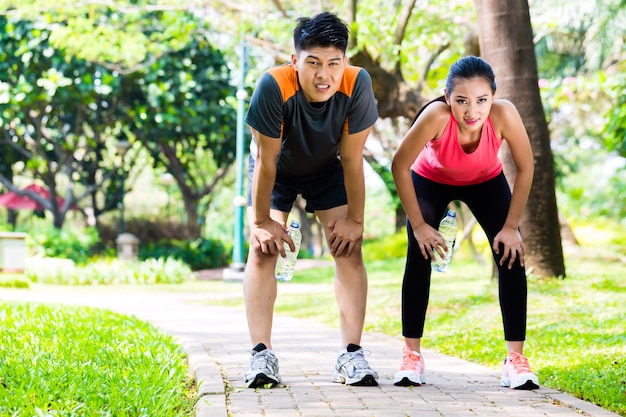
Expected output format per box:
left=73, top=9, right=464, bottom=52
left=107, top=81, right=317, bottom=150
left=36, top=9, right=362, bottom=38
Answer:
left=339, top=127, right=371, bottom=224
left=249, top=128, right=289, bottom=256
left=327, top=127, right=372, bottom=257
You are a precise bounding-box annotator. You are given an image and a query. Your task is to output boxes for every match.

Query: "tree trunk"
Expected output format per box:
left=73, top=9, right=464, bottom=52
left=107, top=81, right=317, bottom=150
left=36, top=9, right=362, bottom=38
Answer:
left=474, top=0, right=566, bottom=278
left=181, top=191, right=202, bottom=239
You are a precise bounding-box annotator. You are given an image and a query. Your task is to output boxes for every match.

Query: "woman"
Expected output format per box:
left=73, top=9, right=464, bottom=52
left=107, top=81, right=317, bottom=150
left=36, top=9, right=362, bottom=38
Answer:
left=391, top=56, right=539, bottom=390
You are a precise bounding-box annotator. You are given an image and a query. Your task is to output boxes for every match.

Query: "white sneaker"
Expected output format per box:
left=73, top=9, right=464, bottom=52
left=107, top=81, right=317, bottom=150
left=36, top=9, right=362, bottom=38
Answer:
left=501, top=352, right=539, bottom=390
left=244, top=346, right=281, bottom=388
left=332, top=347, right=378, bottom=386
left=393, top=346, right=426, bottom=386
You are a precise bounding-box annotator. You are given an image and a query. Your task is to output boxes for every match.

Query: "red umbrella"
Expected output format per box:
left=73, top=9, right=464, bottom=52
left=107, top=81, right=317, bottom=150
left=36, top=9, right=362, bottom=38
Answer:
left=0, top=184, right=67, bottom=210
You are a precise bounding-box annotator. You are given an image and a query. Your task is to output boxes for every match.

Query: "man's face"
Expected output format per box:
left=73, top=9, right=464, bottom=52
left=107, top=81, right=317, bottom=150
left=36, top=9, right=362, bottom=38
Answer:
left=291, top=46, right=347, bottom=103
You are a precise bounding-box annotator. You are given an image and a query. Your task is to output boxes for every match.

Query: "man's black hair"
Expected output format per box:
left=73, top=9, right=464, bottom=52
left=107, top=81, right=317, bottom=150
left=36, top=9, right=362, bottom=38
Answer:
left=293, top=11, right=349, bottom=54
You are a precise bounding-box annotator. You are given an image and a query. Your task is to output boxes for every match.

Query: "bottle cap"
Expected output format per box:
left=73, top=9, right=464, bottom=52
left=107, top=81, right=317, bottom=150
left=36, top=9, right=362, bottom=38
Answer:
left=290, top=220, right=300, bottom=228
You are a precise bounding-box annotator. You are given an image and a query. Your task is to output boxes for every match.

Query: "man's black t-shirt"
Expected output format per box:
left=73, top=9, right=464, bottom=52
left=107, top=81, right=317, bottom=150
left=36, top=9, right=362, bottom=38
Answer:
left=245, top=64, right=378, bottom=181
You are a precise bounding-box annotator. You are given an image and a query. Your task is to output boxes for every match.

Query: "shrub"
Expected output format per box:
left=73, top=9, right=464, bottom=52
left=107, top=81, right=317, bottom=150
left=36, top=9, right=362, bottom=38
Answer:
left=362, top=229, right=408, bottom=261
left=0, top=274, right=30, bottom=288
left=139, top=237, right=229, bottom=270
left=26, top=223, right=100, bottom=265
left=25, top=257, right=195, bottom=285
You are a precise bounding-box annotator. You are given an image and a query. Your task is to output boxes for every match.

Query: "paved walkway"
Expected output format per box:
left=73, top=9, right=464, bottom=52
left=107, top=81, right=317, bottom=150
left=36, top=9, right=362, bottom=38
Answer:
left=1, top=284, right=619, bottom=417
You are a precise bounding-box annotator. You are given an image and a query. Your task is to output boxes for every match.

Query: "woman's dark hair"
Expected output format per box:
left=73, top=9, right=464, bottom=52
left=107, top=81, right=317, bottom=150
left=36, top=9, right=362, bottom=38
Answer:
left=411, top=56, right=496, bottom=126
left=293, top=12, right=349, bottom=54
left=446, top=55, right=496, bottom=95
left=410, top=96, right=446, bottom=127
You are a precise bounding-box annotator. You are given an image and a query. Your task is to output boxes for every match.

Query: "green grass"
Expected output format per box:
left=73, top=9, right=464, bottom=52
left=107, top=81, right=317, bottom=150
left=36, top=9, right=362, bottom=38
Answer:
left=0, top=302, right=195, bottom=417
left=203, top=227, right=626, bottom=416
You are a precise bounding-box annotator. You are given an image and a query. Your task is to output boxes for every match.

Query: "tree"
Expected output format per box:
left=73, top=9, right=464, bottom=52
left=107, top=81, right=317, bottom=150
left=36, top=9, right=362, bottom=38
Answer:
left=123, top=30, right=237, bottom=239
left=0, top=16, right=125, bottom=229
left=474, top=0, right=566, bottom=278
left=0, top=8, right=237, bottom=235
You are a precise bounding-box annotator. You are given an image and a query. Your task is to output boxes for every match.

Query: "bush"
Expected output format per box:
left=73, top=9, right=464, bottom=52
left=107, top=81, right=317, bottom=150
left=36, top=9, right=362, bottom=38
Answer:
left=139, top=237, right=229, bottom=270
left=26, top=223, right=100, bottom=265
left=0, top=274, right=30, bottom=288
left=25, top=257, right=195, bottom=285
left=362, top=229, right=408, bottom=261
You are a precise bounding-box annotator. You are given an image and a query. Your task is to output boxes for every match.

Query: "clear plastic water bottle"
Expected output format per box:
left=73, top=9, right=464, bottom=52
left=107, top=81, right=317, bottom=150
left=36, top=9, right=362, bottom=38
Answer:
left=275, top=220, right=302, bottom=281
left=431, top=210, right=458, bottom=273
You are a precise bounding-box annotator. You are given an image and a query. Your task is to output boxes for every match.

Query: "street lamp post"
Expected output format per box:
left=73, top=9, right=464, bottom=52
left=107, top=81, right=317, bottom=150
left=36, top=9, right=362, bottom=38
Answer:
left=228, top=38, right=248, bottom=278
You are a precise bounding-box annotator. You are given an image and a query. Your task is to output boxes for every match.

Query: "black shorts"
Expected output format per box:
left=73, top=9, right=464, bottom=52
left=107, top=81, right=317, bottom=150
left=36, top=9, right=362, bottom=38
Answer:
left=247, top=155, right=347, bottom=213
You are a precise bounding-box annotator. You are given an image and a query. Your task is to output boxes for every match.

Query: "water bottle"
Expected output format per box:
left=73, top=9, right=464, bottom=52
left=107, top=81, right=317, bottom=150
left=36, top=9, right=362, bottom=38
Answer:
left=431, top=210, right=458, bottom=273
left=275, top=220, right=302, bottom=281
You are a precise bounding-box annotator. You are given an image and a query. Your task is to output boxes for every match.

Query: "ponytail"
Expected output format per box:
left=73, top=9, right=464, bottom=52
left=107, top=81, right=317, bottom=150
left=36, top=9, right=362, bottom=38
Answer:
left=411, top=95, right=446, bottom=127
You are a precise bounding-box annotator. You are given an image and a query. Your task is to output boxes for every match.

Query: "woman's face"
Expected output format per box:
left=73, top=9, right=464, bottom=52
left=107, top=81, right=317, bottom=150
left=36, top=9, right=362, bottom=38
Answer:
left=445, top=77, right=494, bottom=132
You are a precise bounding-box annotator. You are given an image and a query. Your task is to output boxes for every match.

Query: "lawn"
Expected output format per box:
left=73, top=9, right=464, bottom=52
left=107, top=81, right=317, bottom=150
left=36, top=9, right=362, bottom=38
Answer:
left=0, top=302, right=195, bottom=417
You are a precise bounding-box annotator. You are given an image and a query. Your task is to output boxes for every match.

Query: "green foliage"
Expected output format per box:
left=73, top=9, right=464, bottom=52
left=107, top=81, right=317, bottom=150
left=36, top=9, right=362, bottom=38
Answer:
left=0, top=10, right=237, bottom=231
left=0, top=0, right=199, bottom=69
left=139, top=238, right=229, bottom=270
left=127, top=31, right=237, bottom=165
left=530, top=0, right=625, bottom=223
left=539, top=72, right=626, bottom=221
left=604, top=61, right=626, bottom=158
left=0, top=301, right=194, bottom=416
left=357, top=0, right=475, bottom=83
left=0, top=274, right=30, bottom=288
left=26, top=222, right=100, bottom=264
left=0, top=15, right=129, bottom=225
left=362, top=229, right=408, bottom=261
left=532, top=0, right=626, bottom=77
left=25, top=258, right=195, bottom=285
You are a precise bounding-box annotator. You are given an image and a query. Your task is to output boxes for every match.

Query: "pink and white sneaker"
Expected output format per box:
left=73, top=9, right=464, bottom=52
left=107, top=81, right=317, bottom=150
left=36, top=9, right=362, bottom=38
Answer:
left=501, top=352, right=539, bottom=390
left=393, top=346, right=426, bottom=386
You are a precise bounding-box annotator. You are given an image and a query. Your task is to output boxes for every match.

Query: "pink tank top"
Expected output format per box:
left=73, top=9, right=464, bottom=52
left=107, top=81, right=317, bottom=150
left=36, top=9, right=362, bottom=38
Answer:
left=412, top=114, right=503, bottom=186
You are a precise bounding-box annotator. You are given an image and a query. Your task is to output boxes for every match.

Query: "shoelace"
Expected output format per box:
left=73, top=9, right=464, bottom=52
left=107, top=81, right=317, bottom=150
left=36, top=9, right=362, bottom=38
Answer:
left=344, top=350, right=371, bottom=370
left=508, top=352, right=532, bottom=373
left=251, top=350, right=275, bottom=370
left=401, top=350, right=422, bottom=370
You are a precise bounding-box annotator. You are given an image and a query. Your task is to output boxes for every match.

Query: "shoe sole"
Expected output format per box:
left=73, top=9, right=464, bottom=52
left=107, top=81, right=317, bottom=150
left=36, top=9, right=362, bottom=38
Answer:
left=393, top=376, right=423, bottom=387
left=501, top=373, right=540, bottom=390
left=347, top=374, right=379, bottom=386
left=510, top=379, right=539, bottom=390
left=245, top=373, right=280, bottom=388
left=333, top=373, right=379, bottom=386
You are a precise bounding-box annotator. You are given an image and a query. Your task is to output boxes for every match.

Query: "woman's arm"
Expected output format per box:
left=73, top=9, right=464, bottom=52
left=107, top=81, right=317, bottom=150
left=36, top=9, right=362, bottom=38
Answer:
left=391, top=102, right=450, bottom=259
left=491, top=99, right=535, bottom=267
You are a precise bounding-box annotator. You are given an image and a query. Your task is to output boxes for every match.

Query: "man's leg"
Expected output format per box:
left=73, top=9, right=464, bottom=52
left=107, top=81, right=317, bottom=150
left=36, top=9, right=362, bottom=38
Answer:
left=316, top=206, right=378, bottom=386
left=242, top=207, right=288, bottom=388
left=316, top=205, right=367, bottom=346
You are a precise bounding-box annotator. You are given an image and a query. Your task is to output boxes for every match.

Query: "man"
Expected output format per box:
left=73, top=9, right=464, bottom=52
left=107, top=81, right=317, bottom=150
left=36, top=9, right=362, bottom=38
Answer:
left=243, top=11, right=379, bottom=388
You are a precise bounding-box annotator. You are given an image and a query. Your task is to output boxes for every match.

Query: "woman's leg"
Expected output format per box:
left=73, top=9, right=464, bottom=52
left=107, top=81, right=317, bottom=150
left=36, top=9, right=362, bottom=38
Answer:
left=402, top=173, right=454, bottom=349
left=461, top=173, right=527, bottom=345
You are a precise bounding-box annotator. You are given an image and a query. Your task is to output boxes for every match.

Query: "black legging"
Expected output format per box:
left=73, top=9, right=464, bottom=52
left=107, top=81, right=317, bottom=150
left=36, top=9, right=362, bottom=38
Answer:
left=402, top=171, right=527, bottom=341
